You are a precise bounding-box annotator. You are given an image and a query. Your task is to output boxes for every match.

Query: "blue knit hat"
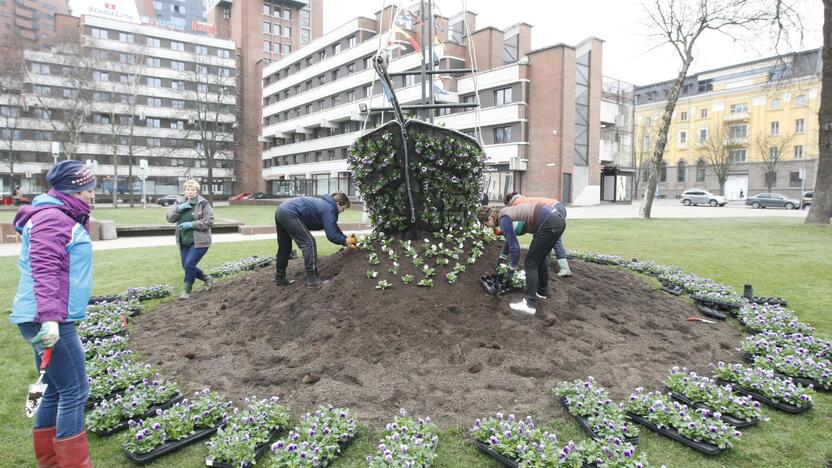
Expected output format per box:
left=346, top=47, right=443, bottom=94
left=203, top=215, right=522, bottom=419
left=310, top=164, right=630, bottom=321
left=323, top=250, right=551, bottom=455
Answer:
left=46, top=160, right=97, bottom=194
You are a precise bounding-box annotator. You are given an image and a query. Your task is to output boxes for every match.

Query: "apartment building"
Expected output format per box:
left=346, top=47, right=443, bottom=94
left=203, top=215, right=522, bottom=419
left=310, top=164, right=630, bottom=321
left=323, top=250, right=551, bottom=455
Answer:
left=207, top=0, right=323, bottom=192
left=0, top=0, right=70, bottom=49
left=635, top=49, right=820, bottom=200
left=0, top=14, right=237, bottom=197
left=259, top=7, right=633, bottom=205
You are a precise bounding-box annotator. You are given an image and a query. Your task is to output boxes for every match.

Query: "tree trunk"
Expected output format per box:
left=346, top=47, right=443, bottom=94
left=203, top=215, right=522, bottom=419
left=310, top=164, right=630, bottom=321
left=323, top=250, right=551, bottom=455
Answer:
left=640, top=60, right=693, bottom=218
left=806, top=0, right=832, bottom=224
left=128, top=151, right=134, bottom=208
left=112, top=146, right=119, bottom=208
left=207, top=156, right=214, bottom=204
left=719, top=182, right=725, bottom=195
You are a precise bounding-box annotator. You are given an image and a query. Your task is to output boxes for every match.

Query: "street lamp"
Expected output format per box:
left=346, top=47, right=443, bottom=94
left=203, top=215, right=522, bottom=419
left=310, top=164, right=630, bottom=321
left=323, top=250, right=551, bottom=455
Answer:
left=51, top=142, right=60, bottom=165
left=139, top=159, right=148, bottom=208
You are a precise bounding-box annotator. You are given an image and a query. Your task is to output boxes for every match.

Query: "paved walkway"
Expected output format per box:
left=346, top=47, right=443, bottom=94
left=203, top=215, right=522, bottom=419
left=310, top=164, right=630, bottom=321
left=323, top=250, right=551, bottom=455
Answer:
left=0, top=200, right=806, bottom=257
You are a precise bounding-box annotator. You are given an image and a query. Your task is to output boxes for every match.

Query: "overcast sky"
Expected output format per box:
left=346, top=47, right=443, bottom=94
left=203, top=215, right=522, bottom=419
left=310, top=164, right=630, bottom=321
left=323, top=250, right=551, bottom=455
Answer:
left=323, top=0, right=824, bottom=86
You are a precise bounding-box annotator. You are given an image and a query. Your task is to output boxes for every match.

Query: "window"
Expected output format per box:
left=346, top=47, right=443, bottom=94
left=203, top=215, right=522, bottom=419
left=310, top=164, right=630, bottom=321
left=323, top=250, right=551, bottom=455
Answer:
left=273, top=24, right=281, bottom=36
left=170, top=4, right=186, bottom=14
left=730, top=103, right=748, bottom=113
left=790, top=172, right=802, bottom=187
left=146, top=77, right=161, bottom=87
left=795, top=118, right=805, bottom=133
left=145, top=57, right=161, bottom=67
left=348, top=36, right=356, bottom=48
left=679, top=130, right=687, bottom=144
left=263, top=21, right=270, bottom=33
left=494, top=126, right=512, bottom=144
left=697, top=80, right=713, bottom=92
left=170, top=41, right=185, bottom=52
left=120, top=74, right=137, bottom=84
left=770, top=121, right=779, bottom=135
left=93, top=71, right=109, bottom=82
left=283, top=44, right=291, bottom=55
left=119, top=94, right=135, bottom=105
left=365, top=56, right=373, bottom=69
left=272, top=42, right=281, bottom=53
left=728, top=124, right=747, bottom=141
left=677, top=160, right=686, bottom=182
left=0, top=106, right=20, bottom=117
left=118, top=116, right=133, bottom=125
left=147, top=97, right=162, bottom=107
left=317, top=99, right=326, bottom=110
left=771, top=98, right=781, bottom=109
left=284, top=26, right=292, bottom=37
left=146, top=118, right=161, bottom=128
left=91, top=27, right=107, bottom=39
left=764, top=172, right=777, bottom=188
left=331, top=95, right=340, bottom=107
left=118, top=32, right=134, bottom=43
left=147, top=37, right=160, bottom=47
left=728, top=149, right=747, bottom=163
left=330, top=69, right=340, bottom=81
left=93, top=92, right=110, bottom=102
left=659, top=161, right=667, bottom=182
left=195, top=45, right=208, bottom=55
left=33, top=109, right=51, bottom=120
left=263, top=3, right=269, bottom=15
left=405, top=74, right=416, bottom=86
left=93, top=114, right=110, bottom=124
left=218, top=49, right=231, bottom=59
left=171, top=80, right=184, bottom=90
left=283, top=8, right=291, bottom=19
left=218, top=68, right=231, bottom=78
left=795, top=95, right=808, bottom=107
left=333, top=43, right=341, bottom=55
left=696, top=159, right=706, bottom=182
left=31, top=62, right=50, bottom=74
left=495, top=87, right=512, bottom=106
left=264, top=40, right=271, bottom=52
left=170, top=120, right=184, bottom=129
left=305, top=104, right=312, bottom=114
left=146, top=137, right=161, bottom=147
left=769, top=147, right=779, bottom=160
left=171, top=99, right=185, bottom=110
left=318, top=75, right=326, bottom=85
left=700, top=108, right=707, bottom=119
left=347, top=63, right=355, bottom=74
left=794, top=144, right=803, bottom=159
left=319, top=50, right=326, bottom=61
left=698, top=128, right=707, bottom=143
left=171, top=61, right=185, bottom=71
left=346, top=90, right=355, bottom=102
left=364, top=85, right=372, bottom=99
left=91, top=50, right=109, bottom=61
left=118, top=53, right=136, bottom=64
left=680, top=111, right=688, bottom=121
left=502, top=34, right=519, bottom=64
left=450, top=21, right=465, bottom=44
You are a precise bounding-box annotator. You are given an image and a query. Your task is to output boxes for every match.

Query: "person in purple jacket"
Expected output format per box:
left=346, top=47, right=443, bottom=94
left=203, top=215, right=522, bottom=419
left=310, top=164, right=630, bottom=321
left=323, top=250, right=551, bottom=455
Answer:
left=11, top=160, right=95, bottom=467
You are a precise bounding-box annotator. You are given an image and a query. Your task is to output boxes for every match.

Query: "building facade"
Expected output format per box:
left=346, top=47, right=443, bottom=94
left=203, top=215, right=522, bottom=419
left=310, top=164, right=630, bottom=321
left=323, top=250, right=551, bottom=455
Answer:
left=0, top=0, right=70, bottom=50
left=207, top=0, right=323, bottom=193
left=0, top=14, right=237, bottom=198
left=634, top=49, right=820, bottom=200
left=259, top=7, right=633, bottom=205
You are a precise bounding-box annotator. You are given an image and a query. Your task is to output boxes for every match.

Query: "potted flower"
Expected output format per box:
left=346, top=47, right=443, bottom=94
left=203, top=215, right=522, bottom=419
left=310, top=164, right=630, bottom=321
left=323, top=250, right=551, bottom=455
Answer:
left=86, top=375, right=182, bottom=435
left=554, top=377, right=640, bottom=443
left=664, top=367, right=762, bottom=427
left=205, top=396, right=290, bottom=468
left=124, top=284, right=173, bottom=301
left=367, top=409, right=439, bottom=467
left=711, top=362, right=813, bottom=413
left=269, top=405, right=357, bottom=467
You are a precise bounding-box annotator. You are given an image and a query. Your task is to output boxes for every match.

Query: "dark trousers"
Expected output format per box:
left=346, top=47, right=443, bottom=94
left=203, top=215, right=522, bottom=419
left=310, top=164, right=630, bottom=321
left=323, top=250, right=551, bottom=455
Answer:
left=525, top=212, right=566, bottom=306
left=19, top=322, right=89, bottom=438
left=179, top=244, right=209, bottom=285
left=275, top=207, right=317, bottom=273
left=552, top=202, right=568, bottom=259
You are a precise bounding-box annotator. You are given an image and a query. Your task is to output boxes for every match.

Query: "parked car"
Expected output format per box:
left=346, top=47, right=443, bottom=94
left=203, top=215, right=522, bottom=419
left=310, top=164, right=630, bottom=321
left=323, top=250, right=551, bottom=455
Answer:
left=156, top=194, right=180, bottom=206
left=680, top=189, right=727, bottom=207
left=248, top=192, right=281, bottom=199
left=744, top=193, right=801, bottom=209
left=801, top=191, right=813, bottom=209
left=229, top=192, right=253, bottom=201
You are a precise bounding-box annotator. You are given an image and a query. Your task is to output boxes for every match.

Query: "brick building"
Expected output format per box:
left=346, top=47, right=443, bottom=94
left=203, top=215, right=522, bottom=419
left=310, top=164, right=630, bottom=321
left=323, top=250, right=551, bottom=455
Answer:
left=0, top=0, right=70, bottom=50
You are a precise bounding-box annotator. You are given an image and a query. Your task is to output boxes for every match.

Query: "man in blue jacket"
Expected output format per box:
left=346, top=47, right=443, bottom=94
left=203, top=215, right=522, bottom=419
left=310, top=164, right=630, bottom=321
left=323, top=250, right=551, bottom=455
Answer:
left=274, top=192, right=354, bottom=287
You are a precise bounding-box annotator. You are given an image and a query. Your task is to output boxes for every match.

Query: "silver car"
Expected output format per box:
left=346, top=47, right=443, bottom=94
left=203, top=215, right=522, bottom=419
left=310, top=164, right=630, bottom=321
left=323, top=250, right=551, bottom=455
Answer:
left=745, top=193, right=800, bottom=209
left=680, top=189, right=727, bottom=207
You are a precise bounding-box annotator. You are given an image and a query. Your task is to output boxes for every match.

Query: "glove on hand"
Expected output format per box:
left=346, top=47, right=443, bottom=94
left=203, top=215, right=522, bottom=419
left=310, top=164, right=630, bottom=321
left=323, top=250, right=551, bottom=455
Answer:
left=178, top=222, right=193, bottom=230
left=178, top=201, right=193, bottom=212
left=346, top=234, right=358, bottom=247
left=31, top=321, right=59, bottom=348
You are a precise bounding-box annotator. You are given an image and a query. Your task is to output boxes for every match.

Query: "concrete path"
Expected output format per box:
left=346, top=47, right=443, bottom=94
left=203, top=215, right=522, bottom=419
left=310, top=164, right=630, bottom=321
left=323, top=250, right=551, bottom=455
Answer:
left=0, top=200, right=807, bottom=257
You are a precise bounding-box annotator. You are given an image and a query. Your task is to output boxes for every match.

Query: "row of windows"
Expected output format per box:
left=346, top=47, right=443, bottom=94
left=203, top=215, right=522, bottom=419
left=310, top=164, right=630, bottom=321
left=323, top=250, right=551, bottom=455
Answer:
left=658, top=163, right=805, bottom=188
left=263, top=22, right=292, bottom=37
left=672, top=120, right=807, bottom=147
left=88, top=27, right=232, bottom=58
left=30, top=78, right=234, bottom=102
left=264, top=147, right=349, bottom=168
left=29, top=58, right=234, bottom=82
left=263, top=3, right=292, bottom=19
left=264, top=34, right=362, bottom=85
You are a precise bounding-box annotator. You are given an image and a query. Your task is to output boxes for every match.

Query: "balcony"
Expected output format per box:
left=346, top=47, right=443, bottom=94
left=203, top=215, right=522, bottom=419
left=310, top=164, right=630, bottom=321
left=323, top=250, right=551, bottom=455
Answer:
left=723, top=112, right=749, bottom=122
left=434, top=103, right=525, bottom=130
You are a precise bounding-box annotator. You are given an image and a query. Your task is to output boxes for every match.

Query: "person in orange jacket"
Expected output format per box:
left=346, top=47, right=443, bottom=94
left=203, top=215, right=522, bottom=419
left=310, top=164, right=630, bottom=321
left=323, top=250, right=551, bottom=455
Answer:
left=504, top=192, right=571, bottom=277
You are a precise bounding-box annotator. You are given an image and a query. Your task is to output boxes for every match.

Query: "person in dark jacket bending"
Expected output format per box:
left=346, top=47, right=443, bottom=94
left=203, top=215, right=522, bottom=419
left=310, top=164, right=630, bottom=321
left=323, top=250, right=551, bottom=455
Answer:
left=476, top=202, right=566, bottom=316
left=274, top=192, right=353, bottom=287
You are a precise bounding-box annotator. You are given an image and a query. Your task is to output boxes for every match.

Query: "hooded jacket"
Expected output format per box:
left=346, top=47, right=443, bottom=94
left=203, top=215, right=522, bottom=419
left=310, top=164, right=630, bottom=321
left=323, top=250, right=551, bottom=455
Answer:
left=10, top=189, right=93, bottom=324
left=278, top=195, right=347, bottom=245
left=166, top=195, right=214, bottom=248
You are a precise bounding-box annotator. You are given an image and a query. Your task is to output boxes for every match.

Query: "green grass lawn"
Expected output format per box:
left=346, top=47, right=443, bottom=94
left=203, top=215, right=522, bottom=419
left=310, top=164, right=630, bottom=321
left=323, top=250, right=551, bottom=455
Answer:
left=1, top=205, right=367, bottom=227
left=0, top=218, right=830, bottom=467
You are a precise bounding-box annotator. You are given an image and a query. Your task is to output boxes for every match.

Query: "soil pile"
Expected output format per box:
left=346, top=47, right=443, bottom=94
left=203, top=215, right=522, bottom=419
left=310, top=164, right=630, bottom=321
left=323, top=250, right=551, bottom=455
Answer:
left=132, top=245, right=745, bottom=427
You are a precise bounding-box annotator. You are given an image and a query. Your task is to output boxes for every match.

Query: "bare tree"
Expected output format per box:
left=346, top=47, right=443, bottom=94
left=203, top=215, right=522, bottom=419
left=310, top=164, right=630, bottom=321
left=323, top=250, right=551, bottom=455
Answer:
left=0, top=44, right=26, bottom=190
left=182, top=56, right=238, bottom=203
left=701, top=124, right=740, bottom=195
left=639, top=0, right=785, bottom=218
left=754, top=131, right=796, bottom=193
left=633, top=119, right=662, bottom=200
left=806, top=0, right=832, bottom=224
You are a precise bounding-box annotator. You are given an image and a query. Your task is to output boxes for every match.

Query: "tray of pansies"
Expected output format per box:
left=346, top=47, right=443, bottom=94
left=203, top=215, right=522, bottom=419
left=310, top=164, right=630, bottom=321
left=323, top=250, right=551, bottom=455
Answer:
left=554, top=378, right=640, bottom=444
left=711, top=362, right=813, bottom=414
left=123, top=284, right=173, bottom=302
left=367, top=408, right=440, bottom=467
left=204, top=396, right=290, bottom=468
left=747, top=349, right=831, bottom=392
left=269, top=405, right=357, bottom=467
left=87, top=377, right=182, bottom=436
left=740, top=332, right=832, bottom=361
left=89, top=295, right=124, bottom=305
left=122, top=389, right=231, bottom=464
left=750, top=296, right=788, bottom=307
left=78, top=315, right=128, bottom=341
left=624, top=388, right=741, bottom=455
left=83, top=335, right=129, bottom=359
left=86, top=361, right=155, bottom=409
left=690, top=292, right=743, bottom=311
left=664, top=367, right=761, bottom=428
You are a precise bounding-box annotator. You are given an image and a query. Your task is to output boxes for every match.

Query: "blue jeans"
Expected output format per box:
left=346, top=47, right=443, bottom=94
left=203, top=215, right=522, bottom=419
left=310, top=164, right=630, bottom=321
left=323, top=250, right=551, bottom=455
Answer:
left=552, top=202, right=568, bottom=259
left=179, top=244, right=209, bottom=285
left=18, top=322, right=89, bottom=438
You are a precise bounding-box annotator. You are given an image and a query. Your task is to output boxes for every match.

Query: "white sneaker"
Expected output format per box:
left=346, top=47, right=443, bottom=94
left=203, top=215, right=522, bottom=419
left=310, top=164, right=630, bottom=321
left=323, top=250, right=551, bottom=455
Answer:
left=509, top=299, right=536, bottom=317
left=536, top=292, right=549, bottom=300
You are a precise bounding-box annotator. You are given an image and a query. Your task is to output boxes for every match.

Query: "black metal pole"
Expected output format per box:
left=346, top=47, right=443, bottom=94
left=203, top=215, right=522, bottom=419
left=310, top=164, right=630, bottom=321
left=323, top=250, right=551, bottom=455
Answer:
left=428, top=0, right=435, bottom=124
left=419, top=0, right=426, bottom=121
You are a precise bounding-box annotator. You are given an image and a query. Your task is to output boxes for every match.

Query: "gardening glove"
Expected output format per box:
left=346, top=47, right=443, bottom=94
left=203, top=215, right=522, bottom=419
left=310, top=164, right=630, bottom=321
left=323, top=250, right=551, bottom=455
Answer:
left=178, top=201, right=193, bottom=212
left=31, top=321, right=59, bottom=348
left=346, top=234, right=358, bottom=250
left=178, top=222, right=193, bottom=231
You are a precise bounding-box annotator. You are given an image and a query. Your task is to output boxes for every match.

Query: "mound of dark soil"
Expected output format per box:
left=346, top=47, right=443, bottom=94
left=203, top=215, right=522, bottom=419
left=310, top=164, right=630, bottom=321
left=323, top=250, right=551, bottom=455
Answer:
left=131, top=245, right=745, bottom=427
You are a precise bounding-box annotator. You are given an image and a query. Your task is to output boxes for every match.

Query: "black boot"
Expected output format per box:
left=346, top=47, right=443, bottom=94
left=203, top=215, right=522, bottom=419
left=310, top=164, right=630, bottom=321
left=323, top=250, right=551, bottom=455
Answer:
left=306, top=270, right=328, bottom=288
left=275, top=269, right=295, bottom=286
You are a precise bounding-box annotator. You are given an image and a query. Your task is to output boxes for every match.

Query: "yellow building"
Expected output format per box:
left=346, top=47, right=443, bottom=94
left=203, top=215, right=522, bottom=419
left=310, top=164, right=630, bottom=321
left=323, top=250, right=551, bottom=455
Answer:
left=634, top=49, right=820, bottom=201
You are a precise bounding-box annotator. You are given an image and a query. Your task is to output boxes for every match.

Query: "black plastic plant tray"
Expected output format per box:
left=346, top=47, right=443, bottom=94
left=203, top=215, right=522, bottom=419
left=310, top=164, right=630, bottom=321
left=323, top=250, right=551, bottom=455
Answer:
left=715, top=379, right=812, bottom=414
left=206, top=429, right=280, bottom=467
left=777, top=375, right=831, bottom=392
left=661, top=282, right=684, bottom=295
left=90, top=393, right=184, bottom=437
left=750, top=296, right=788, bottom=307
left=475, top=440, right=519, bottom=468
left=86, top=379, right=145, bottom=410
left=625, top=413, right=722, bottom=455
left=663, top=388, right=758, bottom=428
left=89, top=295, right=124, bottom=304
left=560, top=398, right=639, bottom=444
left=695, top=303, right=728, bottom=320
left=479, top=274, right=514, bottom=296
left=124, top=425, right=220, bottom=465
left=691, top=295, right=741, bottom=311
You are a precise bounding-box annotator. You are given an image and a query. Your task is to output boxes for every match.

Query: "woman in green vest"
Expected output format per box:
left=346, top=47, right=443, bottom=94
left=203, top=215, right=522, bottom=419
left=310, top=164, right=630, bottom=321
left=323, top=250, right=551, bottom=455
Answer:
left=166, top=179, right=214, bottom=299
